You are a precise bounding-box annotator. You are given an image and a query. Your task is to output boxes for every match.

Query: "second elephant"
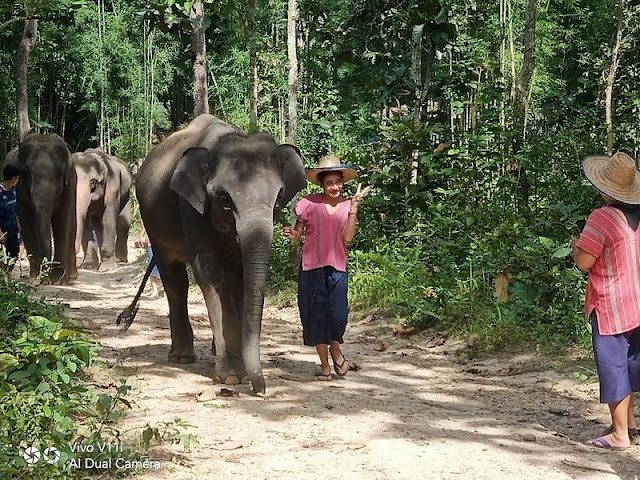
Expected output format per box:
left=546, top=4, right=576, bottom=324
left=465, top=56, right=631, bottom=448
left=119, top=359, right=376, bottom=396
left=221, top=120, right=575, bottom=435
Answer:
left=73, top=148, right=132, bottom=270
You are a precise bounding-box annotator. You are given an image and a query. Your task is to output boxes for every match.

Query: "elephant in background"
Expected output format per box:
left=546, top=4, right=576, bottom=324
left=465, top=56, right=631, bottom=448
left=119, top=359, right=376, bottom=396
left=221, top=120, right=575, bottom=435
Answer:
left=120, top=114, right=306, bottom=394
left=15, top=133, right=77, bottom=284
left=72, top=148, right=131, bottom=270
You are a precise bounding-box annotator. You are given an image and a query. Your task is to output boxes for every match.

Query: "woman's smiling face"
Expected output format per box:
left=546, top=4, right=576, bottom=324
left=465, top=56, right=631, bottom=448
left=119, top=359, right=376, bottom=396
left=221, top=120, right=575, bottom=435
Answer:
left=321, top=172, right=344, bottom=199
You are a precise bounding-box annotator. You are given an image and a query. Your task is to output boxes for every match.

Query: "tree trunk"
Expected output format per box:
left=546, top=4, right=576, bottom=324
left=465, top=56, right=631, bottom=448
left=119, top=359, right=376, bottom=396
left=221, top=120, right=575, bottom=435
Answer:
left=287, top=0, right=298, bottom=144
left=605, top=0, right=625, bottom=155
left=410, top=24, right=434, bottom=185
left=511, top=0, right=538, bottom=217
left=248, top=0, right=258, bottom=130
left=191, top=1, right=209, bottom=117
left=16, top=18, right=38, bottom=140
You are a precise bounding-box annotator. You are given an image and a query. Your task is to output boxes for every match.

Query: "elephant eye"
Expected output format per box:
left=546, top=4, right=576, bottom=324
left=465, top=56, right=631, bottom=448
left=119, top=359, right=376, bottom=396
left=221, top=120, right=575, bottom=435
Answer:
left=218, top=191, right=234, bottom=211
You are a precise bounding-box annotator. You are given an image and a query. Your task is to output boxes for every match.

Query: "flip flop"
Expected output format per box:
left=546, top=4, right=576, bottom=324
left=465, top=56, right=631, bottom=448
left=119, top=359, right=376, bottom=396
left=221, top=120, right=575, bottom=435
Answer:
left=331, top=355, right=349, bottom=377
left=587, top=436, right=630, bottom=450
left=314, top=371, right=332, bottom=381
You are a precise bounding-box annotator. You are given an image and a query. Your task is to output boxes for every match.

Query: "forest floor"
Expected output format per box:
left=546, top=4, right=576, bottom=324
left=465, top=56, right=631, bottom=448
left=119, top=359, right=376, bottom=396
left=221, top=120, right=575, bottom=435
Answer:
left=16, top=244, right=640, bottom=480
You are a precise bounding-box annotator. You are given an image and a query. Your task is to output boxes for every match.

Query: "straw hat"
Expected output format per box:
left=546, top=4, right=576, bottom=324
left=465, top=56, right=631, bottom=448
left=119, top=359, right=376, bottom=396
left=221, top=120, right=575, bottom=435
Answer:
left=305, top=155, right=358, bottom=186
left=583, top=152, right=640, bottom=205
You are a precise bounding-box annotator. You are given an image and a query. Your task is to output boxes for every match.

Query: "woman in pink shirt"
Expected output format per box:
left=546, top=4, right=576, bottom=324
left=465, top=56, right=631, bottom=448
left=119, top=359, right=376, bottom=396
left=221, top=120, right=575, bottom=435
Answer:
left=283, top=155, right=367, bottom=380
left=572, top=152, right=640, bottom=449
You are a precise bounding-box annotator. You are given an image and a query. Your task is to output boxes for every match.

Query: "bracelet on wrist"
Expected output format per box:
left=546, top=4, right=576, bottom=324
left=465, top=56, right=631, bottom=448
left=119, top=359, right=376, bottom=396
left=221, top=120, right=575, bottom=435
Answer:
left=348, top=211, right=358, bottom=216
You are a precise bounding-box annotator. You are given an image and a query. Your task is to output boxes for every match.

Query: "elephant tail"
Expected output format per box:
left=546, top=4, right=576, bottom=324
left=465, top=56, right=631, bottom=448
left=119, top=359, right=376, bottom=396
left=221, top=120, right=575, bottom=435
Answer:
left=116, top=255, right=157, bottom=330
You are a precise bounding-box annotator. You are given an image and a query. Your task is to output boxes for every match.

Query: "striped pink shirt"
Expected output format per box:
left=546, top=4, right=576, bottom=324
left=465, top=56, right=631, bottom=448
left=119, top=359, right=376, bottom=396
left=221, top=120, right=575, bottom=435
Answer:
left=295, top=194, right=351, bottom=272
left=576, top=206, right=640, bottom=335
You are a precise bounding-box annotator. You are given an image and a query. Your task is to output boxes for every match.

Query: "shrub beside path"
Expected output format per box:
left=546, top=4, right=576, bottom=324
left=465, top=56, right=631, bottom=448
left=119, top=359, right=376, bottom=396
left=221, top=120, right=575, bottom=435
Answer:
left=27, top=248, right=640, bottom=480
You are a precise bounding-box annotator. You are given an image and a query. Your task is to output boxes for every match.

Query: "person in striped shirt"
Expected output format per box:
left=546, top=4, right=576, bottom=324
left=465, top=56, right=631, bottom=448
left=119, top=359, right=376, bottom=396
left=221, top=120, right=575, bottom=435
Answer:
left=283, top=155, right=368, bottom=380
left=572, top=152, right=640, bottom=449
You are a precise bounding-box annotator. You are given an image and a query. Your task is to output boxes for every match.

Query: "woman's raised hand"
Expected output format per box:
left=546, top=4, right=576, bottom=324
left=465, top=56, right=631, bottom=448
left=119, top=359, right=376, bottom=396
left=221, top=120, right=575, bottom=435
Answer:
left=350, top=183, right=371, bottom=212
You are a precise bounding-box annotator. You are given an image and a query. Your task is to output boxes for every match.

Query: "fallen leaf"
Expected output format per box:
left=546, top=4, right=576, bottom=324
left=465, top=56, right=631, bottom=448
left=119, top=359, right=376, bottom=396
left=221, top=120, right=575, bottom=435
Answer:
left=348, top=443, right=367, bottom=451
left=196, top=387, right=217, bottom=402
left=191, top=315, right=209, bottom=324
left=81, top=320, right=102, bottom=330
left=392, top=324, right=416, bottom=337
left=373, top=340, right=387, bottom=352
left=214, top=440, right=251, bottom=451
left=218, top=388, right=239, bottom=397
left=426, top=335, right=446, bottom=348
left=354, top=314, right=375, bottom=326
left=348, top=361, right=361, bottom=372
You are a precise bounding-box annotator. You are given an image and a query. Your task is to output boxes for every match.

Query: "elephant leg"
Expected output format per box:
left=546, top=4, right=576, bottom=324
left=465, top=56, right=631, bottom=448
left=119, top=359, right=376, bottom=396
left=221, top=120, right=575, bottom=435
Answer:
left=193, top=254, right=245, bottom=384
left=156, top=254, right=195, bottom=364
left=51, top=210, right=73, bottom=284
left=81, top=218, right=100, bottom=269
left=19, top=211, right=41, bottom=284
left=115, top=200, right=130, bottom=263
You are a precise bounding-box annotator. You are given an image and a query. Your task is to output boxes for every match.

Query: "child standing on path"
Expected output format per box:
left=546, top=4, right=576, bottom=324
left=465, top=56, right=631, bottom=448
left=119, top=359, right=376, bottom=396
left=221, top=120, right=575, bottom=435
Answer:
left=572, top=152, right=640, bottom=450
left=283, top=155, right=368, bottom=380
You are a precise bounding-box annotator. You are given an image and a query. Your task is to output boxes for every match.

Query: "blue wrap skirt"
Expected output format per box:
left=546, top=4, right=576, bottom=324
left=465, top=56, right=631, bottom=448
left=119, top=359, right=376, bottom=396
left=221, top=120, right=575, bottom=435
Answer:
left=298, top=266, right=349, bottom=346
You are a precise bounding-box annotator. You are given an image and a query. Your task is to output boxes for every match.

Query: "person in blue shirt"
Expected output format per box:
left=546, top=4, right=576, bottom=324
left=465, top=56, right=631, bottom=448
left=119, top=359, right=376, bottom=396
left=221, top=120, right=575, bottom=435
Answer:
left=0, top=165, right=21, bottom=266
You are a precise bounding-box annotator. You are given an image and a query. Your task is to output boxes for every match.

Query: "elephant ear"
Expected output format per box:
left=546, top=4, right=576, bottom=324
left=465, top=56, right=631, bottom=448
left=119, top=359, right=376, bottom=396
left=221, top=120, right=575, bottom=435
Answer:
left=170, top=147, right=211, bottom=215
left=278, top=144, right=306, bottom=206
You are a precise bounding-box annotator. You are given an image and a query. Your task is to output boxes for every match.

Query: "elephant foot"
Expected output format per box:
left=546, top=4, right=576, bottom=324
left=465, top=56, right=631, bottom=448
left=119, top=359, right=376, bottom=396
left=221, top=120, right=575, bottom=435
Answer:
left=168, top=350, right=197, bottom=364
left=80, top=261, right=99, bottom=270
left=213, top=358, right=248, bottom=385
left=99, top=257, right=118, bottom=272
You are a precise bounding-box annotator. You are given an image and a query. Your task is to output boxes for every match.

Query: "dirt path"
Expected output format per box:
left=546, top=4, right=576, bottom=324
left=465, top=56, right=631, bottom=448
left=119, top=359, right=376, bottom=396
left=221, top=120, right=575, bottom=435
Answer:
left=21, top=247, right=640, bottom=480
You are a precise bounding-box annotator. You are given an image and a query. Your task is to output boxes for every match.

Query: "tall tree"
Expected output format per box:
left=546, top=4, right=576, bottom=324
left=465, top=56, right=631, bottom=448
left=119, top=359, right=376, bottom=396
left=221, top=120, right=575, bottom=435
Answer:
left=191, top=0, right=209, bottom=116
left=248, top=0, right=258, bottom=129
left=16, top=18, right=37, bottom=140
left=605, top=0, right=626, bottom=154
left=512, top=0, right=539, bottom=216
left=287, top=0, right=298, bottom=145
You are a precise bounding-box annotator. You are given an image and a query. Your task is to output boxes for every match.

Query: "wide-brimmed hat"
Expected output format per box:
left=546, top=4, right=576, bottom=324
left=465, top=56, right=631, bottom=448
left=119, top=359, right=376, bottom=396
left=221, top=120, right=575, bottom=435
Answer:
left=583, top=152, right=640, bottom=205
left=305, top=155, right=358, bottom=185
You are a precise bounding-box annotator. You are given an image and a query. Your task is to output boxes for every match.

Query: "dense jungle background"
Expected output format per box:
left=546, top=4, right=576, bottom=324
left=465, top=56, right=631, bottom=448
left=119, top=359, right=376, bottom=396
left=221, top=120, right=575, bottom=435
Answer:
left=3, top=0, right=640, bottom=351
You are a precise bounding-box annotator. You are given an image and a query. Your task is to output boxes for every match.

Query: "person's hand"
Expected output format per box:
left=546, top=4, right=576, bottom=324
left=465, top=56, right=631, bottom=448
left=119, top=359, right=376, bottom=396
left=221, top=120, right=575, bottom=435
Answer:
left=283, top=226, right=301, bottom=241
left=570, top=236, right=579, bottom=255
left=350, top=183, right=371, bottom=213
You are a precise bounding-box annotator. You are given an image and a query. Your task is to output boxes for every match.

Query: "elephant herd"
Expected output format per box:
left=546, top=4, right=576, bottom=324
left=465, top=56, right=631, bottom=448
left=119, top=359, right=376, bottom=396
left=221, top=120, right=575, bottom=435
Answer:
left=5, top=132, right=132, bottom=284
left=5, top=115, right=307, bottom=394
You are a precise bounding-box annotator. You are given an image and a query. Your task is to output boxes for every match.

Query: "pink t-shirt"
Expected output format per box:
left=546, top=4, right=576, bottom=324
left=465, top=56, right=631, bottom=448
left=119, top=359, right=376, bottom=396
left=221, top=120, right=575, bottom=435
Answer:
left=576, top=206, right=640, bottom=335
left=295, top=194, right=352, bottom=272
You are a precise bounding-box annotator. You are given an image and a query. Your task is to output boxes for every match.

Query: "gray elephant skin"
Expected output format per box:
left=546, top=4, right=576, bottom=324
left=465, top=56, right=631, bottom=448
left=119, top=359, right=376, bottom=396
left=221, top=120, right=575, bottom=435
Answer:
left=15, top=133, right=77, bottom=284
left=73, top=148, right=132, bottom=270
left=134, top=114, right=306, bottom=394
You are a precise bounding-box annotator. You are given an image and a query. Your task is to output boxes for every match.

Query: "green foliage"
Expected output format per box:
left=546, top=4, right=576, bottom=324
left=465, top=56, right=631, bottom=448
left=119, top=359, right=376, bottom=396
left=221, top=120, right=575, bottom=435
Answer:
left=0, top=277, right=141, bottom=478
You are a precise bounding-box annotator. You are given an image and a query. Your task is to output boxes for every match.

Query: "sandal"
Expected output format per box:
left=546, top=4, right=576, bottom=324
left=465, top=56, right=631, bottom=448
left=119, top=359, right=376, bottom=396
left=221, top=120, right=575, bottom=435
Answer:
left=314, top=370, right=332, bottom=381
left=331, top=354, right=349, bottom=377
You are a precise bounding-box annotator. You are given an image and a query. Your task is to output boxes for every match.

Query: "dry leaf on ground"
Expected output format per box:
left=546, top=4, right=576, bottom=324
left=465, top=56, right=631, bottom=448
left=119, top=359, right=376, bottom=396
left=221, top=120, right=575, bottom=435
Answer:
left=196, top=387, right=217, bottom=402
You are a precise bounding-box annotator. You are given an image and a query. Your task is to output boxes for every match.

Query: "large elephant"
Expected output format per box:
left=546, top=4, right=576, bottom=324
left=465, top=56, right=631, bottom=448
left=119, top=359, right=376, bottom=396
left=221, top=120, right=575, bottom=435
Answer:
left=16, top=133, right=77, bottom=284
left=121, top=114, right=306, bottom=394
left=72, top=148, right=131, bottom=270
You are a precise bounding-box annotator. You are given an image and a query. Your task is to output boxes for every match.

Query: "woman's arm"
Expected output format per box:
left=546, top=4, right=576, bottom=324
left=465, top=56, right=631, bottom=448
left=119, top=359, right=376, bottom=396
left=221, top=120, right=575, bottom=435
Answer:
left=283, top=219, right=305, bottom=241
left=572, top=237, right=597, bottom=270
left=344, top=186, right=367, bottom=243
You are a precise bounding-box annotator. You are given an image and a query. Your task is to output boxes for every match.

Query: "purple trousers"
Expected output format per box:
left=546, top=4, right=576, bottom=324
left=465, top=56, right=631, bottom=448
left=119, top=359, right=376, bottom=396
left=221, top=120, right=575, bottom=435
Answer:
left=591, top=312, right=640, bottom=404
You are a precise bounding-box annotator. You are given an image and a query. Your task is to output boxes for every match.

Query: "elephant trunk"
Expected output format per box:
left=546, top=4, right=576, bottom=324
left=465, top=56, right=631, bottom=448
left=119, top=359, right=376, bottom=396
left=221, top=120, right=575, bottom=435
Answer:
left=75, top=182, right=91, bottom=253
left=238, top=211, right=274, bottom=394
